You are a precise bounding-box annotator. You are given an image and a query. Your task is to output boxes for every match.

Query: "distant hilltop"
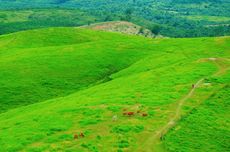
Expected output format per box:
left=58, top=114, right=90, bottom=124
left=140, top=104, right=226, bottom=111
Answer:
left=80, top=21, right=163, bottom=38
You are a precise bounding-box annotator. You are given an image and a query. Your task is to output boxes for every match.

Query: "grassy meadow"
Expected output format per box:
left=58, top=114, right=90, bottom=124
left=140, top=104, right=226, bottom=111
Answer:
left=0, top=28, right=229, bottom=151
left=0, top=9, right=100, bottom=35
left=184, top=15, right=230, bottom=23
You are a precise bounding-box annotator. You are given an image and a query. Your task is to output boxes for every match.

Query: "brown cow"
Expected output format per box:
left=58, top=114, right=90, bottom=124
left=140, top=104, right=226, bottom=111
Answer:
left=142, top=113, right=148, bottom=117
left=80, top=132, right=85, bottom=138
left=127, top=112, right=135, bottom=116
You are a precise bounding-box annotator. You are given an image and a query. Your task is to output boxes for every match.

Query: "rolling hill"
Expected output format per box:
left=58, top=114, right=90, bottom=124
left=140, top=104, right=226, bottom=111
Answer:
left=0, top=27, right=157, bottom=113
left=0, top=27, right=229, bottom=151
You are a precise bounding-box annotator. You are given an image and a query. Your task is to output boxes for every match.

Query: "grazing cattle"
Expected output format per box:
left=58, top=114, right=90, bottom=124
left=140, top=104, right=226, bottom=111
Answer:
left=127, top=112, right=134, bottom=116
left=80, top=132, right=84, bottom=138
left=123, top=112, right=135, bottom=116
left=74, top=134, right=78, bottom=139
left=142, top=113, right=148, bottom=117
left=192, top=84, right=195, bottom=88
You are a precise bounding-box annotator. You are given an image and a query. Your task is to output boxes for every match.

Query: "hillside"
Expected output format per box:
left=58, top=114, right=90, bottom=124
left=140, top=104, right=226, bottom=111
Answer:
left=0, top=28, right=229, bottom=151
left=0, top=27, right=157, bottom=113
left=81, top=21, right=156, bottom=37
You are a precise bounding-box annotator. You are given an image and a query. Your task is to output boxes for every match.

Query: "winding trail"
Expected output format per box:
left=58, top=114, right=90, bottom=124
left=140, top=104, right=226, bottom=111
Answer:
left=156, top=78, right=204, bottom=138
left=139, top=78, right=204, bottom=152
left=138, top=58, right=229, bottom=152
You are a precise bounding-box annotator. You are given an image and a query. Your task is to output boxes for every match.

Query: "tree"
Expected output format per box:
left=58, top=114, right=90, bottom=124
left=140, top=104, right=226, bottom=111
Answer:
left=124, top=8, right=133, bottom=21
left=55, top=0, right=69, bottom=4
left=150, top=25, right=161, bottom=35
left=104, top=15, right=112, bottom=22
left=139, top=27, right=145, bottom=34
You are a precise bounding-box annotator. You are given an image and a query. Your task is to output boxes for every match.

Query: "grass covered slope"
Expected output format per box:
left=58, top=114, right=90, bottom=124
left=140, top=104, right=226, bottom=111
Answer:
left=163, top=84, right=230, bottom=152
left=0, top=27, right=157, bottom=113
left=0, top=30, right=229, bottom=151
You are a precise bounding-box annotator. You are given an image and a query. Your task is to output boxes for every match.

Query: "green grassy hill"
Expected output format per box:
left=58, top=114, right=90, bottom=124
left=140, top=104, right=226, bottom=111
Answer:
left=0, top=28, right=229, bottom=151
left=0, top=27, right=157, bottom=113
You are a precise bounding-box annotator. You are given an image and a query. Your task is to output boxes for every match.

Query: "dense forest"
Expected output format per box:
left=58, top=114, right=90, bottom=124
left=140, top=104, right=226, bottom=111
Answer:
left=0, top=0, right=229, bottom=37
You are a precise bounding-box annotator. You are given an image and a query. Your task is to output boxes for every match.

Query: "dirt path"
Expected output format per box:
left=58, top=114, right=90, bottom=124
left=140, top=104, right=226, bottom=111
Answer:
left=138, top=58, right=229, bottom=152
left=159, top=78, right=204, bottom=137
left=138, top=78, right=204, bottom=152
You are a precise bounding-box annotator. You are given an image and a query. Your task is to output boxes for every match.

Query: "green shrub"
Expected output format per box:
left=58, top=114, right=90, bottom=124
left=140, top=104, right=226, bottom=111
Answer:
left=79, top=118, right=102, bottom=126
left=107, top=106, right=121, bottom=112
left=112, top=125, right=144, bottom=134
left=81, top=143, right=99, bottom=152
left=118, top=140, right=130, bottom=148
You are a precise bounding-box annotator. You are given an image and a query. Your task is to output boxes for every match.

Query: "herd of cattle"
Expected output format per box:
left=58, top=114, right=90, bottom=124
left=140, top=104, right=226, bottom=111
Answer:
left=123, top=110, right=148, bottom=117
left=74, top=132, right=85, bottom=139
left=73, top=108, right=148, bottom=139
